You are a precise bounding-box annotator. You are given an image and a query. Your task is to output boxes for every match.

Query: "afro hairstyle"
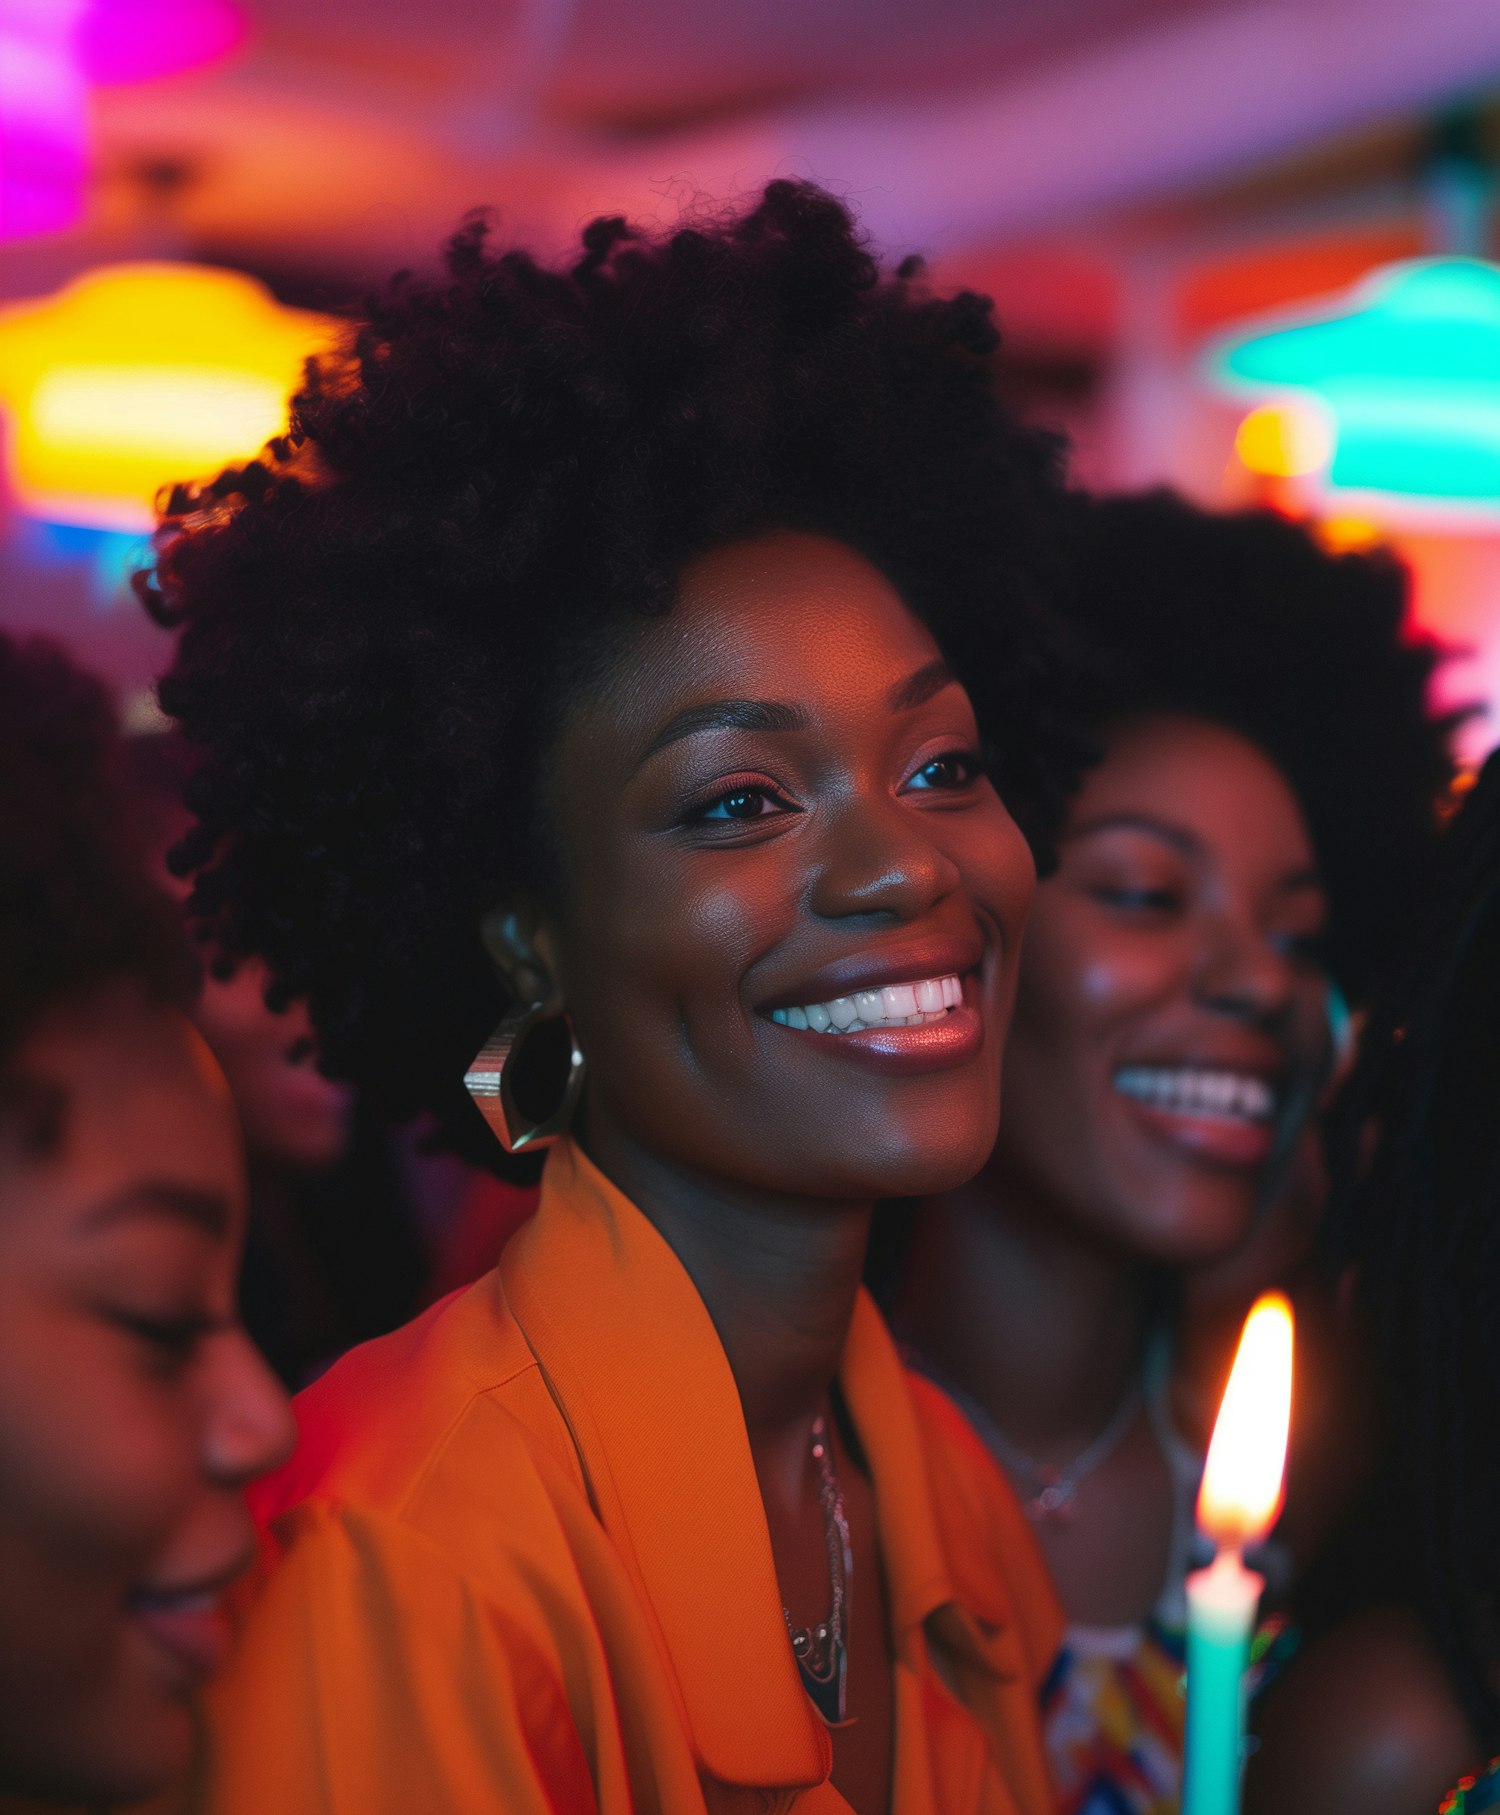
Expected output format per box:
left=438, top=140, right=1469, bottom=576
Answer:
left=0, top=631, right=194, bottom=1076
left=1062, top=489, right=1461, bottom=1000
left=141, top=178, right=1081, bottom=1168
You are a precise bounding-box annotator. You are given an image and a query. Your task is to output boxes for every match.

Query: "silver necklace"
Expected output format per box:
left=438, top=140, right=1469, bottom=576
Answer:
left=781, top=1414, right=852, bottom=1725
left=941, top=1372, right=1143, bottom=1525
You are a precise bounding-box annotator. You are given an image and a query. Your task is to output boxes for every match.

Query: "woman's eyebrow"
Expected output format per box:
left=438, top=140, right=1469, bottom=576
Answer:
left=887, top=658, right=958, bottom=713
left=1063, top=812, right=1202, bottom=858
left=83, top=1183, right=231, bottom=1240
left=636, top=698, right=807, bottom=768
left=1067, top=817, right=1325, bottom=894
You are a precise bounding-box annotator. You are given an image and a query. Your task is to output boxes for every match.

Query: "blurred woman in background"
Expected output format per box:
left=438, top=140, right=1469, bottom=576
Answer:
left=0, top=633, right=292, bottom=1808
left=139, top=181, right=1081, bottom=1813
left=128, top=734, right=431, bottom=1388
left=884, top=491, right=1458, bottom=1815
left=1248, top=754, right=1500, bottom=1815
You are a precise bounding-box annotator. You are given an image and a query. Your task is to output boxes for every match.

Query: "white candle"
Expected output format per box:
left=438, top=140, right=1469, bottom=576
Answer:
left=1181, top=1293, right=1295, bottom=1815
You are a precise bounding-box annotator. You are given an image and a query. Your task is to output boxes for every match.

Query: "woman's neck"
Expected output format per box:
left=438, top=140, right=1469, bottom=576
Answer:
left=579, top=1125, right=873, bottom=1500
left=901, top=1166, right=1153, bottom=1463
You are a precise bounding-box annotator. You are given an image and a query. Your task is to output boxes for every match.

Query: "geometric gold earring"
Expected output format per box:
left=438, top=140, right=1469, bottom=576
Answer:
left=463, top=1000, right=586, bottom=1154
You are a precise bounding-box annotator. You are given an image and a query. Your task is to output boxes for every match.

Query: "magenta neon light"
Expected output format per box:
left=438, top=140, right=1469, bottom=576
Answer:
left=0, top=0, right=89, bottom=242
left=78, top=0, right=246, bottom=86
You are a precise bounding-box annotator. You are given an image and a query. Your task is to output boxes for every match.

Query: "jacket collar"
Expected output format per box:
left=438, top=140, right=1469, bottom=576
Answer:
left=499, top=1140, right=1014, bottom=1789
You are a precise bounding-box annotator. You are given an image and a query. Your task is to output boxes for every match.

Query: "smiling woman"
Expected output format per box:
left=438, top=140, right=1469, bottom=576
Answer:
left=885, top=491, right=1460, bottom=1815
left=0, top=633, right=293, bottom=1809
left=138, top=180, right=1079, bottom=1814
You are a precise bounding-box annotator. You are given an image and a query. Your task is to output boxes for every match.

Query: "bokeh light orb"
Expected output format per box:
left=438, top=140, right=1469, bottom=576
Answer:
left=0, top=262, right=336, bottom=532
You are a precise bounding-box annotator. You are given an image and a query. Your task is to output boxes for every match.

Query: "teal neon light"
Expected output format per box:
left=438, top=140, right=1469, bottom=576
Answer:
left=1208, top=258, right=1500, bottom=506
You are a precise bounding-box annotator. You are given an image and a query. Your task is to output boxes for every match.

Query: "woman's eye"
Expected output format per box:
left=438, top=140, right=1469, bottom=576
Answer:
left=1092, top=884, right=1181, bottom=914
left=109, top=1311, right=215, bottom=1370
left=689, top=784, right=793, bottom=823
left=905, top=751, right=978, bottom=792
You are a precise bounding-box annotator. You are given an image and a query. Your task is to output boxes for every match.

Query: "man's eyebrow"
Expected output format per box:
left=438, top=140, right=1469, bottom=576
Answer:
left=636, top=698, right=808, bottom=768
left=84, top=1184, right=232, bottom=1240
left=887, top=659, right=959, bottom=713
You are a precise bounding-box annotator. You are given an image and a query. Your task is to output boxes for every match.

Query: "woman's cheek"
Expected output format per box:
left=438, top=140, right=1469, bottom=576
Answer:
left=0, top=1361, right=193, bottom=1574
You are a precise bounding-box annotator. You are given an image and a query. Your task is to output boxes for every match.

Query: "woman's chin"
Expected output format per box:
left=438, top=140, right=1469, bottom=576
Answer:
left=1112, top=1190, right=1262, bottom=1267
left=12, top=1715, right=191, bottom=1814
left=833, top=1131, right=999, bottom=1204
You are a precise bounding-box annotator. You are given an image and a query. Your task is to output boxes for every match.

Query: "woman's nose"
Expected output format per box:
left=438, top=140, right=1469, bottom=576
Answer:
left=1192, top=911, right=1296, bottom=1022
left=204, top=1331, right=297, bottom=1487
left=808, top=793, right=962, bottom=923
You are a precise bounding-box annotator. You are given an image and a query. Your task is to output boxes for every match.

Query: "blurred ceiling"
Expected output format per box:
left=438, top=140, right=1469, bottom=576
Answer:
left=50, top=0, right=1494, bottom=297
left=3, top=0, right=1499, bottom=710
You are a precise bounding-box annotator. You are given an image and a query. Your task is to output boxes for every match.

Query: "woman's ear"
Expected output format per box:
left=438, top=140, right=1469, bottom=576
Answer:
left=479, top=902, right=563, bottom=1009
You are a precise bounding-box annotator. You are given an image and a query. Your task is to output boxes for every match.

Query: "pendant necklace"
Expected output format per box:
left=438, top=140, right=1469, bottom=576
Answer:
left=955, top=1375, right=1143, bottom=1525
left=781, top=1413, right=852, bottom=1725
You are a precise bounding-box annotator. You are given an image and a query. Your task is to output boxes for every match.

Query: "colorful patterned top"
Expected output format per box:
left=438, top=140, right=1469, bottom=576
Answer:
left=1040, top=1607, right=1297, bottom=1815
left=1441, top=1758, right=1500, bottom=1814
left=922, top=1337, right=1300, bottom=1815
left=1041, top=1613, right=1186, bottom=1815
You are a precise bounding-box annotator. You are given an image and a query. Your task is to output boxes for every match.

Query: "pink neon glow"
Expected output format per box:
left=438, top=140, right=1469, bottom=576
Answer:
left=0, top=0, right=246, bottom=244
left=78, top=0, right=247, bottom=84
left=0, top=0, right=88, bottom=242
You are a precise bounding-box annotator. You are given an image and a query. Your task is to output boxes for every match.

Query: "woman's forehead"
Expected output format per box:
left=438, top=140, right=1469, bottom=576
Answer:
left=577, top=531, right=944, bottom=742
left=3, top=993, right=237, bottom=1171
left=1067, top=713, right=1318, bottom=870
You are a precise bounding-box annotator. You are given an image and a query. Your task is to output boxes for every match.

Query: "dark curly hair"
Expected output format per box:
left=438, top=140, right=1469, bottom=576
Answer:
left=0, top=632, right=194, bottom=1076
left=140, top=179, right=1079, bottom=1167
left=1064, top=490, right=1461, bottom=1000
left=1325, top=753, right=1500, bottom=1747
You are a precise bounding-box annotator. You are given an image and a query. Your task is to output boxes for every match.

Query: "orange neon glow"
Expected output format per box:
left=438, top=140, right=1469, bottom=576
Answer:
left=1314, top=514, right=1383, bottom=553
left=1197, top=1292, right=1294, bottom=1550
left=1233, top=402, right=1333, bottom=479
left=0, top=263, right=335, bottom=532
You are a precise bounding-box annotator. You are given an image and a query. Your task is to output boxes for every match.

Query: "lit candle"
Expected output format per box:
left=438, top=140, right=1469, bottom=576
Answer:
left=1182, top=1292, right=1295, bottom=1815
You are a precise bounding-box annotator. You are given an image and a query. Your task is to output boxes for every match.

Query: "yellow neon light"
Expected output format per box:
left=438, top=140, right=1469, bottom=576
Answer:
left=1233, top=402, right=1333, bottom=479
left=0, top=263, right=336, bottom=532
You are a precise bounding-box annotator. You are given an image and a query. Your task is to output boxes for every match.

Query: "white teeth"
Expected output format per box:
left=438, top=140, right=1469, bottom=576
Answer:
left=1113, top=1066, right=1276, bottom=1123
left=770, top=974, right=964, bottom=1035
left=882, top=983, right=918, bottom=1019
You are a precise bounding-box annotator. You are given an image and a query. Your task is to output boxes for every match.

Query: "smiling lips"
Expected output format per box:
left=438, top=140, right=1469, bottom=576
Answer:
left=770, top=972, right=963, bottom=1033
left=765, top=970, right=983, bottom=1074
left=1112, top=1062, right=1280, bottom=1168
left=128, top=1573, right=242, bottom=1687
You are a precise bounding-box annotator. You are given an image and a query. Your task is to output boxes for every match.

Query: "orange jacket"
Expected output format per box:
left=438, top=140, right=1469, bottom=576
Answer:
left=190, top=1141, right=1062, bottom=1814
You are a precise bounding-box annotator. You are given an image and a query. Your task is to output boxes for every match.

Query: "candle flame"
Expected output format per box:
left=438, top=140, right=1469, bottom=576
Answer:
left=1197, top=1291, right=1294, bottom=1550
